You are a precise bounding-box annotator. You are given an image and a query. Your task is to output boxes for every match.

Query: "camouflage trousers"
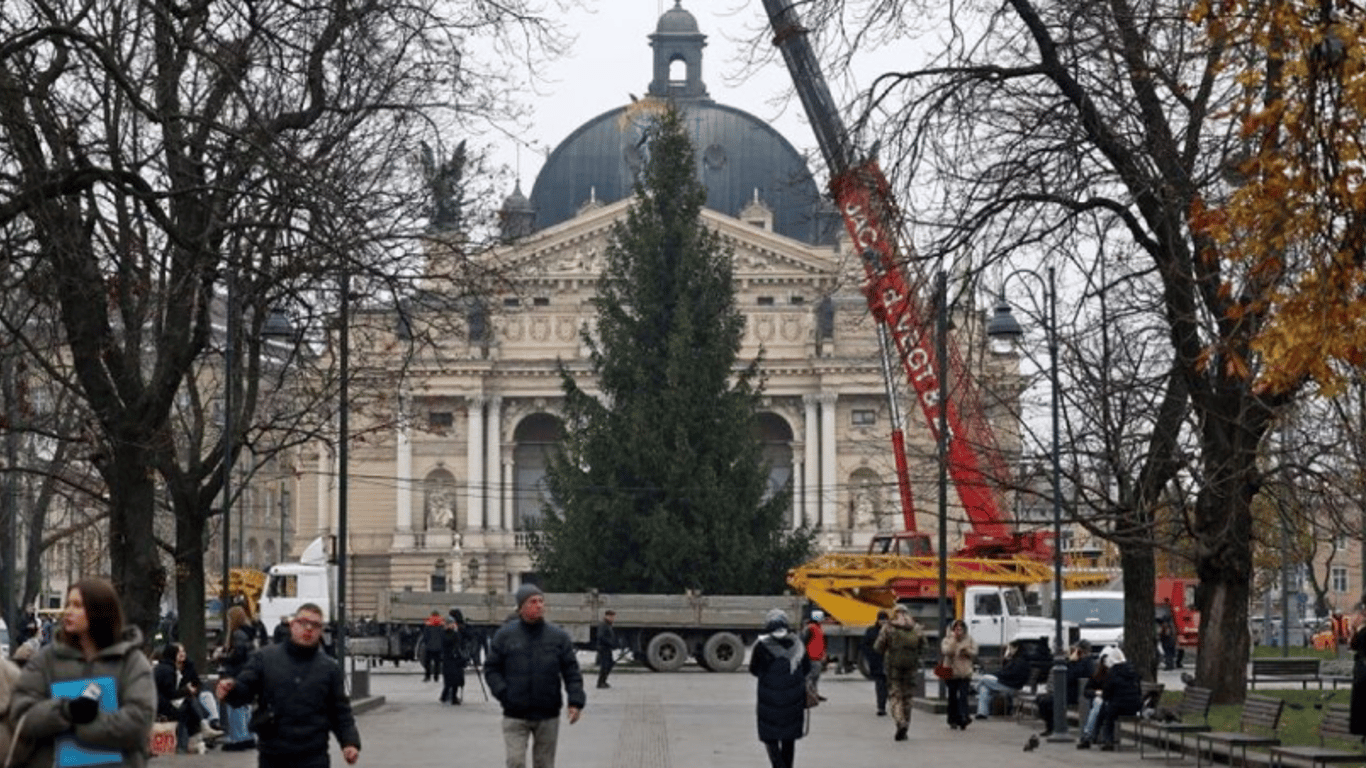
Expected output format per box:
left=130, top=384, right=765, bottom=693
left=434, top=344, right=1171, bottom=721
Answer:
left=887, top=671, right=919, bottom=727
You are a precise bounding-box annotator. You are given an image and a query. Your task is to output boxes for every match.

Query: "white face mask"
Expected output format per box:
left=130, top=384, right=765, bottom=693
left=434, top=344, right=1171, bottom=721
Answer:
left=771, top=628, right=789, bottom=639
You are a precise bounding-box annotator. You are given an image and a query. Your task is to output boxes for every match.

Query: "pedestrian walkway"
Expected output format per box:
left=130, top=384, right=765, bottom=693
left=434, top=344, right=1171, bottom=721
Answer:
left=171, top=662, right=1211, bottom=767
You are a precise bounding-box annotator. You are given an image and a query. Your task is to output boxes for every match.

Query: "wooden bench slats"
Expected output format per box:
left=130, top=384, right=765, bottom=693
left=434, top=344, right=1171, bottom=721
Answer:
left=1138, top=686, right=1214, bottom=762
left=1251, top=658, right=1325, bottom=689
left=1196, top=694, right=1285, bottom=768
left=1268, top=704, right=1364, bottom=768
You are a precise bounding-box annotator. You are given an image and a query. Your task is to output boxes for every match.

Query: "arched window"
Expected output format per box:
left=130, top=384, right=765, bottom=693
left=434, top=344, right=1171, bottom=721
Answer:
left=423, top=468, right=459, bottom=531
left=513, top=414, right=564, bottom=531
left=756, top=413, right=795, bottom=526
left=669, top=57, right=687, bottom=85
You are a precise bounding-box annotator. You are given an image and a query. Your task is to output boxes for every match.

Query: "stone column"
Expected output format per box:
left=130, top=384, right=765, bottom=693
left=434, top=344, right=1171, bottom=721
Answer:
left=803, top=395, right=819, bottom=528
left=791, top=454, right=804, bottom=530
left=316, top=441, right=331, bottom=533
left=466, top=396, right=486, bottom=530
left=394, top=420, right=414, bottom=549
left=819, top=393, right=838, bottom=531
left=485, top=396, right=502, bottom=533
left=501, top=456, right=514, bottom=531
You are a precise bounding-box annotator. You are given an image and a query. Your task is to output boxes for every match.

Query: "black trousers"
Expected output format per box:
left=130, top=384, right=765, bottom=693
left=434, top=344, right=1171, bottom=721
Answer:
left=946, top=678, right=971, bottom=726
left=259, top=752, right=328, bottom=768
left=763, top=739, right=795, bottom=768
left=596, top=649, right=615, bottom=685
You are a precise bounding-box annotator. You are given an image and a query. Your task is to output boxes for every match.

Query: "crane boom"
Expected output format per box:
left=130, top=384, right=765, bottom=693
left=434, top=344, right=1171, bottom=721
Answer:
left=762, top=0, right=1045, bottom=557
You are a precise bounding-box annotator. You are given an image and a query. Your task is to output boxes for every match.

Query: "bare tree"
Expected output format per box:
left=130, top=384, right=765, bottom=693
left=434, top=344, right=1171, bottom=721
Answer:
left=0, top=0, right=569, bottom=643
left=755, top=0, right=1312, bottom=700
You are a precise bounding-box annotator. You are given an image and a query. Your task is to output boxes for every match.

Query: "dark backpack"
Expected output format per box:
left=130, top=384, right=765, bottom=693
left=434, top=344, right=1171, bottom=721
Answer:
left=883, top=624, right=924, bottom=672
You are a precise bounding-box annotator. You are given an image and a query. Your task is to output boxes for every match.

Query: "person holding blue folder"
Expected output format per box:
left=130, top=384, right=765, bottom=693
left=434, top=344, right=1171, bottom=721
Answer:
left=10, top=578, right=155, bottom=768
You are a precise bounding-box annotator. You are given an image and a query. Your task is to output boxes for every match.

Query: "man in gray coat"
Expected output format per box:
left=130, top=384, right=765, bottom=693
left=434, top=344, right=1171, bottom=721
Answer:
left=486, top=584, right=586, bottom=768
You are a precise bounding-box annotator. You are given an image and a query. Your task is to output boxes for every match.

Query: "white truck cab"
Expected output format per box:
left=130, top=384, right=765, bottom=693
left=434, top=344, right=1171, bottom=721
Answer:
left=259, top=537, right=335, bottom=629
left=1059, top=590, right=1125, bottom=648
left=956, top=584, right=1075, bottom=654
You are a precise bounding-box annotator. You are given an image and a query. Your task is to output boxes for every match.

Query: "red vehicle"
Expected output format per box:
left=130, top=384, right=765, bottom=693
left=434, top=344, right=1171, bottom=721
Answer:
left=1156, top=577, right=1200, bottom=648
left=761, top=1, right=1051, bottom=575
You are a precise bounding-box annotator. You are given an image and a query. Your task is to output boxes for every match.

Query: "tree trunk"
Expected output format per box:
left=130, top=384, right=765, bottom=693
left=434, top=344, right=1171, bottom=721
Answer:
left=1120, top=542, right=1158, bottom=680
left=105, top=443, right=165, bottom=643
left=1191, top=410, right=1262, bottom=702
left=174, top=501, right=210, bottom=667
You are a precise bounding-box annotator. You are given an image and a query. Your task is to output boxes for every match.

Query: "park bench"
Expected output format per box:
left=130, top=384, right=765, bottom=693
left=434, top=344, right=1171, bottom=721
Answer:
left=1114, top=682, right=1166, bottom=750
left=1250, top=658, right=1326, bottom=689
left=1137, top=685, right=1213, bottom=762
left=1267, top=704, right=1365, bottom=768
left=1195, top=694, right=1285, bottom=768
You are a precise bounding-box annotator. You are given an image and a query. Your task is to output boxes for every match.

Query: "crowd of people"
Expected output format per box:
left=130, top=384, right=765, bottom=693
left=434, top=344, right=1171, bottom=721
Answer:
left=12, top=583, right=1366, bottom=768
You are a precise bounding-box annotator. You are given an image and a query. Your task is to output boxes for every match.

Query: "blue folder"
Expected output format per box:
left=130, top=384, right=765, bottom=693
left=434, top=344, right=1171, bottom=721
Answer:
left=49, top=676, right=120, bottom=768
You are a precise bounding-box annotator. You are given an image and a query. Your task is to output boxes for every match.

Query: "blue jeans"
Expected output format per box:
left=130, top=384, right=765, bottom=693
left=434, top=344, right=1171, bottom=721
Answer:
left=220, top=701, right=252, bottom=744
left=1082, top=695, right=1103, bottom=740
left=975, top=675, right=1018, bottom=717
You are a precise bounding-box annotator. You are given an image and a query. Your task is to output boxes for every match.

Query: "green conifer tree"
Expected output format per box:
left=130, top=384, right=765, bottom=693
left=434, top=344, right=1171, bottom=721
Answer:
left=533, top=105, right=812, bottom=594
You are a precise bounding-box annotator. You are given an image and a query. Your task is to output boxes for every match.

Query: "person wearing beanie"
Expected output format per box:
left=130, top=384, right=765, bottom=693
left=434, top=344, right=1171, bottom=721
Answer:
left=802, top=610, right=828, bottom=702
left=875, top=603, right=925, bottom=741
left=861, top=611, right=890, bottom=716
left=485, top=584, right=585, bottom=768
left=1078, top=645, right=1142, bottom=750
left=751, top=608, right=810, bottom=768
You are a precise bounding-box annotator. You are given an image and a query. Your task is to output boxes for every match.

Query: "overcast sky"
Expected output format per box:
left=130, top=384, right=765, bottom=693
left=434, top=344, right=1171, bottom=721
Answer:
left=494, top=1, right=833, bottom=194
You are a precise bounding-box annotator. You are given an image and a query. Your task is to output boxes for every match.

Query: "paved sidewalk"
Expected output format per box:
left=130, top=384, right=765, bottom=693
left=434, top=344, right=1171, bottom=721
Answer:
left=168, top=662, right=1204, bottom=768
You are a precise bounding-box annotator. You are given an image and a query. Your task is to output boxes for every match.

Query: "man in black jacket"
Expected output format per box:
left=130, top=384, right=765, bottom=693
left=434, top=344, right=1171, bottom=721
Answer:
left=860, top=611, right=888, bottom=716
left=217, top=603, right=361, bottom=768
left=486, top=584, right=586, bottom=768
left=595, top=610, right=618, bottom=689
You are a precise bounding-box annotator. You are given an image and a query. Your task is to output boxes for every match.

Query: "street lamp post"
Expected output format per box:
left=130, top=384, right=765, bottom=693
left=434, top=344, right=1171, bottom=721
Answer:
left=986, top=265, right=1069, bottom=741
left=336, top=270, right=350, bottom=674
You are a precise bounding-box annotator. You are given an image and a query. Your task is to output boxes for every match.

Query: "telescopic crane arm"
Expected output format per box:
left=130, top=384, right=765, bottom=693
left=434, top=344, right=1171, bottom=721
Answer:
left=762, top=0, right=1046, bottom=558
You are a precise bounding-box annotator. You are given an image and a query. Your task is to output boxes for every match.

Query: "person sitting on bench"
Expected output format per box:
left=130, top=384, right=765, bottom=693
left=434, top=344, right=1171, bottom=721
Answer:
left=975, top=640, right=1031, bottom=719
left=1036, top=640, right=1096, bottom=736
left=1078, top=647, right=1142, bottom=751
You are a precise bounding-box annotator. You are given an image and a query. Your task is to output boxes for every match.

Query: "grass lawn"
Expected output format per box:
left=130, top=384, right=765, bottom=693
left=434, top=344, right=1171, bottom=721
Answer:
left=1156, top=687, right=1364, bottom=758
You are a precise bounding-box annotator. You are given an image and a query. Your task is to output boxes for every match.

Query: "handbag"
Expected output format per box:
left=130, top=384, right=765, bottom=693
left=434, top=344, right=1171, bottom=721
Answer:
left=805, top=683, right=820, bottom=708
left=933, top=660, right=953, bottom=680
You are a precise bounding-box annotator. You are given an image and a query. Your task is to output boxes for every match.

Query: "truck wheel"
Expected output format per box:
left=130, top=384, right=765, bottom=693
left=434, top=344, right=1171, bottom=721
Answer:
left=701, top=632, right=744, bottom=673
left=646, top=632, right=687, bottom=672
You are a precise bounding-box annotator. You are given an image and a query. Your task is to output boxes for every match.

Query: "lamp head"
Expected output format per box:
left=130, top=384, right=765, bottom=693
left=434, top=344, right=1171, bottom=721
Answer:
left=985, top=296, right=1024, bottom=340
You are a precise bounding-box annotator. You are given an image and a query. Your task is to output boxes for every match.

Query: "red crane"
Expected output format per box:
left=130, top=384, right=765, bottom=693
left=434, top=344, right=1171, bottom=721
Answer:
left=762, top=0, right=1048, bottom=561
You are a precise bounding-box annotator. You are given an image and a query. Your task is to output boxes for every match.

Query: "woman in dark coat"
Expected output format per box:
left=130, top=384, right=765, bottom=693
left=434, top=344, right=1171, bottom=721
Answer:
left=1349, top=599, right=1366, bottom=735
left=153, top=642, right=218, bottom=751
left=439, top=616, right=467, bottom=705
left=750, top=608, right=812, bottom=768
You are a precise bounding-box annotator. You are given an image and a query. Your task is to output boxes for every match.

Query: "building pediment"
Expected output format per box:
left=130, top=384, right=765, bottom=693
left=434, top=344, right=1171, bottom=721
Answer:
left=486, top=196, right=842, bottom=284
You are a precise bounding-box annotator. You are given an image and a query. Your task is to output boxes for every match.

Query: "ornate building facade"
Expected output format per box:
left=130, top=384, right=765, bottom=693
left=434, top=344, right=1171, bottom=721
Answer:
left=289, top=3, right=1020, bottom=617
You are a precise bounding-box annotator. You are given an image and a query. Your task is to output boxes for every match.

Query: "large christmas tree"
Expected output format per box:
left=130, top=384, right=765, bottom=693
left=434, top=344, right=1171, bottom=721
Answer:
left=534, top=105, right=812, bottom=594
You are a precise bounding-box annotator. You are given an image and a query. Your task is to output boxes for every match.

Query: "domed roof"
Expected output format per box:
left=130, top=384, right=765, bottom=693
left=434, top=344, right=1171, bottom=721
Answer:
left=501, top=181, right=532, bottom=212
left=656, top=1, right=699, bottom=34
left=530, top=101, right=828, bottom=244
left=525, top=4, right=833, bottom=245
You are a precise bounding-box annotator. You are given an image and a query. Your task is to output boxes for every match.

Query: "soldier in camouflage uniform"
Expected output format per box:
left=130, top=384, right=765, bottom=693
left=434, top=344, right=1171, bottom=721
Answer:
left=873, top=603, right=924, bottom=742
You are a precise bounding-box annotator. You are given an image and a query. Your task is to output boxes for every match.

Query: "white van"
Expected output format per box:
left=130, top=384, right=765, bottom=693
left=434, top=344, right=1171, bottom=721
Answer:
left=1060, top=590, right=1125, bottom=648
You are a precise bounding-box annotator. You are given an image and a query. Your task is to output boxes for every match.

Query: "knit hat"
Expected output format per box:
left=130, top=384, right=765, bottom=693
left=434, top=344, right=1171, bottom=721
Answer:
left=515, top=583, right=543, bottom=609
left=764, top=608, right=791, bottom=637
left=892, top=603, right=911, bottom=615
left=1100, top=646, right=1126, bottom=667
